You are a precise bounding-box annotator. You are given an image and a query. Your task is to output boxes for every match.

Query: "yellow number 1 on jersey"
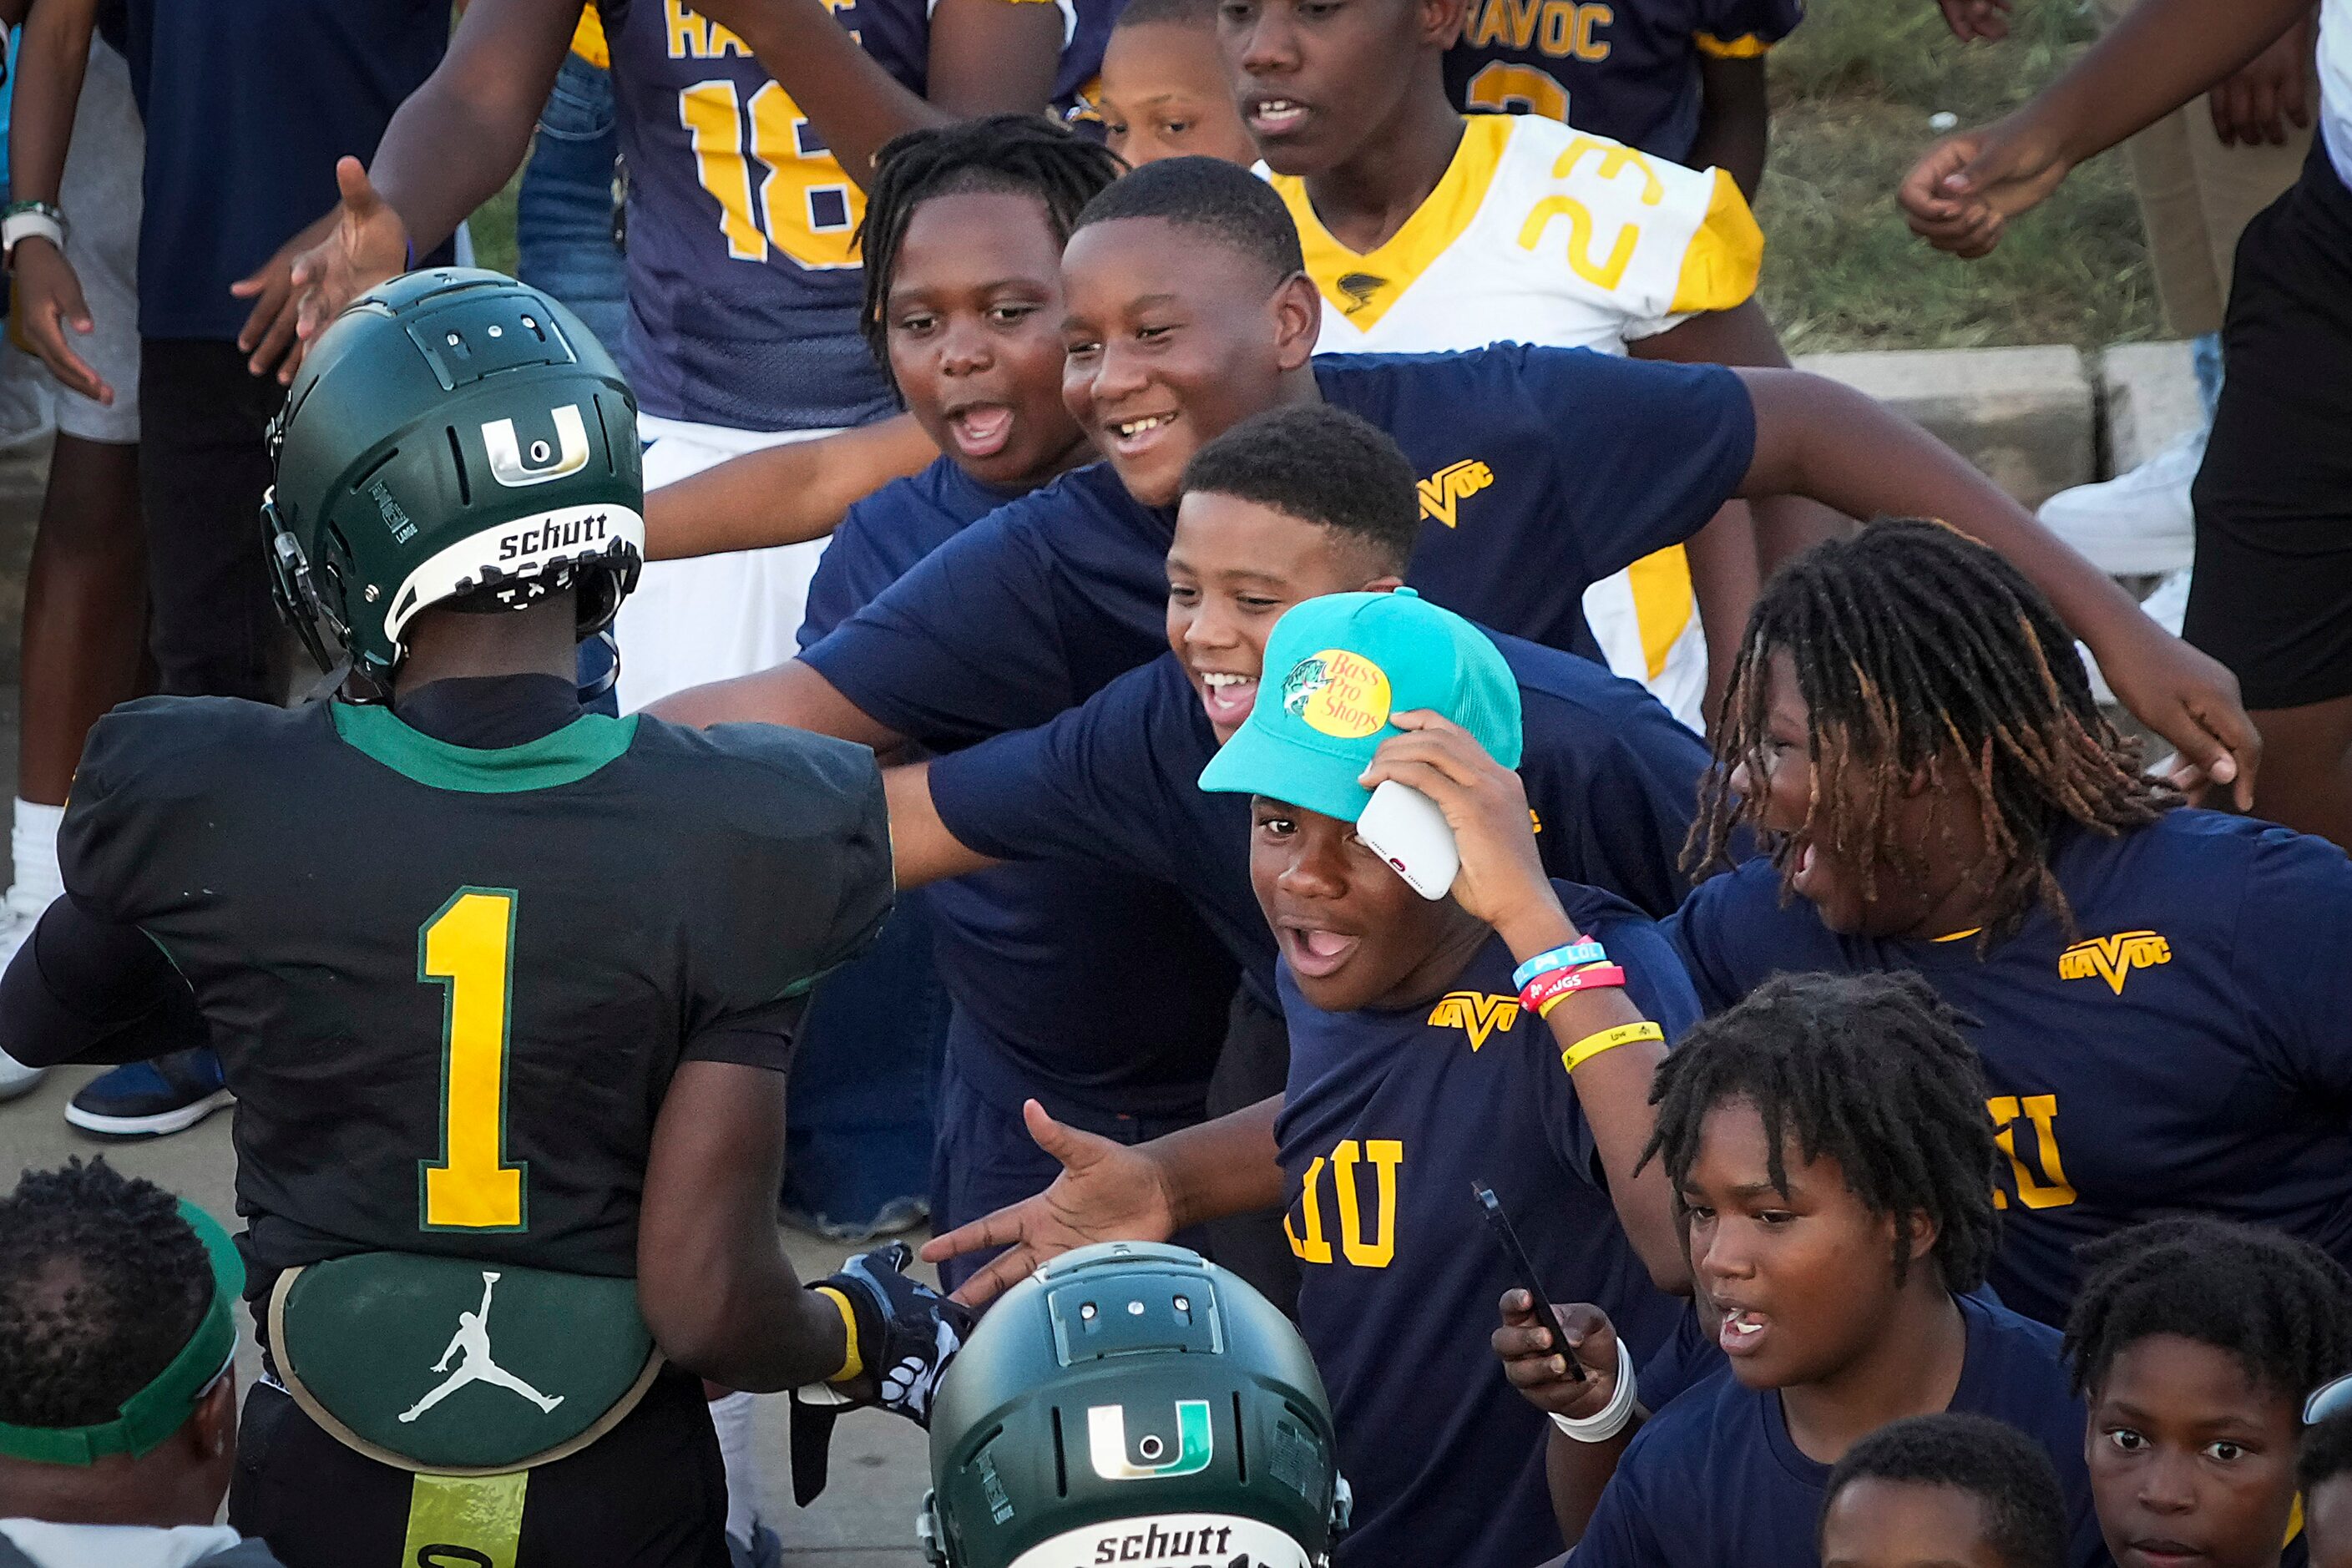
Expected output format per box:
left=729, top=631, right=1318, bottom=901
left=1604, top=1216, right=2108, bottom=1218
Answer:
left=419, top=888, right=526, bottom=1232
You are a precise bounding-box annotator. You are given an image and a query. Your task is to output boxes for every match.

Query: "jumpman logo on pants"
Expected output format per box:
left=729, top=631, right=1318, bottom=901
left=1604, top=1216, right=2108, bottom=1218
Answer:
left=398, top=1272, right=565, bottom=1424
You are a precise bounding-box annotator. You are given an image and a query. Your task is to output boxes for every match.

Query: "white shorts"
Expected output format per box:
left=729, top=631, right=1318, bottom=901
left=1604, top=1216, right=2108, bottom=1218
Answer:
left=1583, top=544, right=1707, bottom=734
left=44, top=38, right=142, bottom=446
left=612, top=414, right=834, bottom=712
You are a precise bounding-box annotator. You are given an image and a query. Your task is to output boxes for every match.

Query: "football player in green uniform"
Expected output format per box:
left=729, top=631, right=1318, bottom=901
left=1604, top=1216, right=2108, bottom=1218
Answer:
left=0, top=270, right=966, bottom=1568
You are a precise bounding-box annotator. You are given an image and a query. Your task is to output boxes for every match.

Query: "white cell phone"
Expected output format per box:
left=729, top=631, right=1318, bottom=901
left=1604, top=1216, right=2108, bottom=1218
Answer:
left=1357, top=779, right=1459, bottom=901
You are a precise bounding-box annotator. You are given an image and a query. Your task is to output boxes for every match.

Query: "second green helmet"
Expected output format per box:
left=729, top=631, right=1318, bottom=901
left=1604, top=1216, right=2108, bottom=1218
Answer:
left=922, top=1243, right=1349, bottom=1568
left=263, top=268, right=643, bottom=685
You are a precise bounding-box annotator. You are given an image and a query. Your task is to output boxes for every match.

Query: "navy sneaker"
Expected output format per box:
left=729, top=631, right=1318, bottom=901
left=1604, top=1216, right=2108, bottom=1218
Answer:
left=65, top=1048, right=233, bottom=1137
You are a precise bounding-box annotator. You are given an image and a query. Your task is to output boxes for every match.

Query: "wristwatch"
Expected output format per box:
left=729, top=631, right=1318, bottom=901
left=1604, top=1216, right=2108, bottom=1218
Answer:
left=3, top=200, right=68, bottom=267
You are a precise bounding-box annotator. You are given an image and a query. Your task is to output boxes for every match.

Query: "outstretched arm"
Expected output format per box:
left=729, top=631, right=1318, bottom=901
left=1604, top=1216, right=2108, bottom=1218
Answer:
left=648, top=660, right=909, bottom=753
left=884, top=764, right=1000, bottom=887
left=1734, top=367, right=2259, bottom=807
left=1897, top=0, right=2313, bottom=256
left=919, top=1095, right=1286, bottom=1305
left=691, top=0, right=1065, bottom=190
left=646, top=416, right=938, bottom=561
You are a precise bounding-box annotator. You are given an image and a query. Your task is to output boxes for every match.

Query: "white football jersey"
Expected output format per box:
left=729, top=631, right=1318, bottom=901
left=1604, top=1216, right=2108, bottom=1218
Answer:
left=1266, top=113, right=1762, bottom=731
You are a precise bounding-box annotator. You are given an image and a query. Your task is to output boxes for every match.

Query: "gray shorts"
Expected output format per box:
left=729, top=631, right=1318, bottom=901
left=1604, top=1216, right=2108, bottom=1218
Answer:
left=41, top=38, right=142, bottom=445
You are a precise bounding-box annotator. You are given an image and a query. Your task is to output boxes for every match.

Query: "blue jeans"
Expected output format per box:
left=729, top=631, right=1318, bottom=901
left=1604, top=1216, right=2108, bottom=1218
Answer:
left=517, top=53, right=630, bottom=357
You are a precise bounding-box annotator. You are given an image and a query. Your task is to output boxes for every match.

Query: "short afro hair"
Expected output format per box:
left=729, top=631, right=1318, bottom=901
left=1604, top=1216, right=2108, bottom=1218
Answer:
left=1071, top=155, right=1306, bottom=287
left=1113, top=0, right=1216, bottom=28
left=2065, top=1218, right=2352, bottom=1409
left=1820, top=1414, right=2069, bottom=1568
left=1179, top=404, right=1420, bottom=571
left=2300, top=1410, right=2352, bottom=1494
left=0, top=1159, right=215, bottom=1428
left=1638, top=970, right=1999, bottom=1292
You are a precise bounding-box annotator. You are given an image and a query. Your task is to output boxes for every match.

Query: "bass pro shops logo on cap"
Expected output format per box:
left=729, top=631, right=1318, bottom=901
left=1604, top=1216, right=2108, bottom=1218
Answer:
left=482, top=405, right=591, bottom=488
left=1279, top=650, right=1392, bottom=740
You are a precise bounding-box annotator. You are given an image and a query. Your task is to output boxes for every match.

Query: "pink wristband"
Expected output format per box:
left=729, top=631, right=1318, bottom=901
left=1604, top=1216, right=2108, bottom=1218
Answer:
left=1518, top=964, right=1626, bottom=1018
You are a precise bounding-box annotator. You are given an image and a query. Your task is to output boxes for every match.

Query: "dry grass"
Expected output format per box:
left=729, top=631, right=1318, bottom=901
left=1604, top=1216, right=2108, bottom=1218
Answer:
left=467, top=0, right=2164, bottom=353
left=1757, top=0, right=2162, bottom=351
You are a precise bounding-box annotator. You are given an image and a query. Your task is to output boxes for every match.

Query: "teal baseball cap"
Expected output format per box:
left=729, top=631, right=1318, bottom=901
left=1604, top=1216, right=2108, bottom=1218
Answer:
left=1198, top=588, right=1522, bottom=822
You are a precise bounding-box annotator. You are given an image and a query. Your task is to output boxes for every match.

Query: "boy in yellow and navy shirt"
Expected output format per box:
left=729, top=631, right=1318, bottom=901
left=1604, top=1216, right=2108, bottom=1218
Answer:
left=1232, top=0, right=1771, bottom=729
left=1448, top=0, right=1803, bottom=197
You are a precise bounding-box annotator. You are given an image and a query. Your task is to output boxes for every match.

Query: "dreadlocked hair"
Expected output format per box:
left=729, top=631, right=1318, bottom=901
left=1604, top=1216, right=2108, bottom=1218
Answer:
left=1689, top=517, right=2177, bottom=948
left=1637, top=970, right=1999, bottom=1291
left=856, top=114, right=1124, bottom=375
left=2064, top=1217, right=2352, bottom=1408
left=0, top=1158, right=213, bottom=1428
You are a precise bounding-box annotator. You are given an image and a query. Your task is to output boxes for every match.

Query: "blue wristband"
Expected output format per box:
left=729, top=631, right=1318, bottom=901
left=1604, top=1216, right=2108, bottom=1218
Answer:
left=1513, top=940, right=1607, bottom=989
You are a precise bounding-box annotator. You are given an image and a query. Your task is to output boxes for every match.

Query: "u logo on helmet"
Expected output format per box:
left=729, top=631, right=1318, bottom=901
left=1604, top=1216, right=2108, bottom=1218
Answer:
left=482, top=406, right=591, bottom=488
left=1087, top=1401, right=1214, bottom=1480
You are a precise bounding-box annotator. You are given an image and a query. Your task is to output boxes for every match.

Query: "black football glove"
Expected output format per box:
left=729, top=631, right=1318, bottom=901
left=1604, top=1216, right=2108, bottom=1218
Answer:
left=790, top=1242, right=974, bottom=1504
left=822, top=1241, right=973, bottom=1423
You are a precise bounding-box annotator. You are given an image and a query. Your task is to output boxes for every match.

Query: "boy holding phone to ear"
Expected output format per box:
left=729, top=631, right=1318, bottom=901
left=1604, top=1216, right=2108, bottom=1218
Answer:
left=922, top=585, right=1698, bottom=1568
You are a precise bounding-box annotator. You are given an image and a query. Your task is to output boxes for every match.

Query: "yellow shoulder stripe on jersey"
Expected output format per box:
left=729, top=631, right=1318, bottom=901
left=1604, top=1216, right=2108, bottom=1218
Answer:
left=1693, top=29, right=1773, bottom=57
left=569, top=3, right=609, bottom=69
left=1626, top=545, right=1695, bottom=680
left=1667, top=165, right=1764, bottom=316
left=1271, top=115, right=1515, bottom=333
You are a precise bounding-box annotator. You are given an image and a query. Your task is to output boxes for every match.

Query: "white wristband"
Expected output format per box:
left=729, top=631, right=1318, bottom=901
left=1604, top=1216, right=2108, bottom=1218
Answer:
left=1550, top=1338, right=1639, bottom=1444
left=2, top=209, right=65, bottom=260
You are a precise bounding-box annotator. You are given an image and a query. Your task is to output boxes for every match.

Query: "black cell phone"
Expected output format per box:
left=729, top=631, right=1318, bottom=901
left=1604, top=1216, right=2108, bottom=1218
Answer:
left=1472, top=1180, right=1585, bottom=1383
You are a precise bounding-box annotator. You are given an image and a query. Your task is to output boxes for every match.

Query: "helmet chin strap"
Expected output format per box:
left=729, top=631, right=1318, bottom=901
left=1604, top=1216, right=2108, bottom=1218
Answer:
left=578, top=628, right=621, bottom=706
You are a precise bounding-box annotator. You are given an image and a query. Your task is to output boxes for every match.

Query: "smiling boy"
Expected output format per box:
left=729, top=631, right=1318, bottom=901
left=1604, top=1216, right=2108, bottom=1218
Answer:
left=655, top=155, right=2254, bottom=810
left=922, top=589, right=1699, bottom=1568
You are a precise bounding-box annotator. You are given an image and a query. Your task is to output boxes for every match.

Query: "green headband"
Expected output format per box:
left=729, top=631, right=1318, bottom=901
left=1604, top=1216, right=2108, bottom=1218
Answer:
left=0, top=1198, right=245, bottom=1466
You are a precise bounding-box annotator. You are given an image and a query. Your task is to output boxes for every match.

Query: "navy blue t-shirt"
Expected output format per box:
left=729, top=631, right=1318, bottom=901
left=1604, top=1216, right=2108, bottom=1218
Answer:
left=1667, top=809, right=2352, bottom=1328
left=121, top=0, right=449, bottom=338
left=802, top=458, right=1236, bottom=1116
left=1572, top=1292, right=2104, bottom=1568
left=1447, top=0, right=1805, bottom=164
left=924, top=631, right=1712, bottom=1010
left=1278, top=889, right=1697, bottom=1568
left=801, top=346, right=1755, bottom=746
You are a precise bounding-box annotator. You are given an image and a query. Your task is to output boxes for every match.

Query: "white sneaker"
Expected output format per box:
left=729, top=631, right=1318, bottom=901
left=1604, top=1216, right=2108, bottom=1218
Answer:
left=0, top=1047, right=44, bottom=1101
left=2039, top=428, right=2204, bottom=576
left=2079, top=566, right=2192, bottom=706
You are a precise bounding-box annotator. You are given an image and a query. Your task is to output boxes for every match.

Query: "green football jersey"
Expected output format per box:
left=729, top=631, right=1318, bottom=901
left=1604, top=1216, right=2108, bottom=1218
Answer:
left=61, top=695, right=891, bottom=1287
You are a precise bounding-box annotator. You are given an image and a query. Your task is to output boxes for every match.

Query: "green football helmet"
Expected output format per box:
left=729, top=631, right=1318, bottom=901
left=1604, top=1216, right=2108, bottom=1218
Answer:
left=263, top=268, right=643, bottom=685
left=921, top=1243, right=1350, bottom=1568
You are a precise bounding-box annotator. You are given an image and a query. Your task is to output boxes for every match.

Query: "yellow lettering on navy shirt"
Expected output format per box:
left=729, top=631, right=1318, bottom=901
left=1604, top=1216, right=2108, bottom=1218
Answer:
left=1419, top=459, right=1495, bottom=526
left=1988, top=1094, right=2076, bottom=1211
left=1287, top=1140, right=1404, bottom=1269
left=1429, top=991, right=1524, bottom=1050
left=2056, top=930, right=2172, bottom=995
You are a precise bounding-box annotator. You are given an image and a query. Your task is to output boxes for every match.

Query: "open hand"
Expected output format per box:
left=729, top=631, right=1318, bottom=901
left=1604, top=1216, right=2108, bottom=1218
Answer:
left=1358, top=711, right=1560, bottom=942
left=2208, top=11, right=2314, bottom=146
left=11, top=240, right=109, bottom=404
left=2095, top=618, right=2258, bottom=811
left=1897, top=117, right=2072, bottom=260
left=286, top=157, right=412, bottom=364
left=917, top=1100, right=1178, bottom=1308
left=1493, top=1293, right=1622, bottom=1420
left=231, top=203, right=346, bottom=383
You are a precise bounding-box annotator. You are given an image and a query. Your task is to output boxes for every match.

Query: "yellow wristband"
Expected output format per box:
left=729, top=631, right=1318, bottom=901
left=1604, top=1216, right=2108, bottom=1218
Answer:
left=1560, top=1020, right=1664, bottom=1075
left=813, top=1285, right=863, bottom=1384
